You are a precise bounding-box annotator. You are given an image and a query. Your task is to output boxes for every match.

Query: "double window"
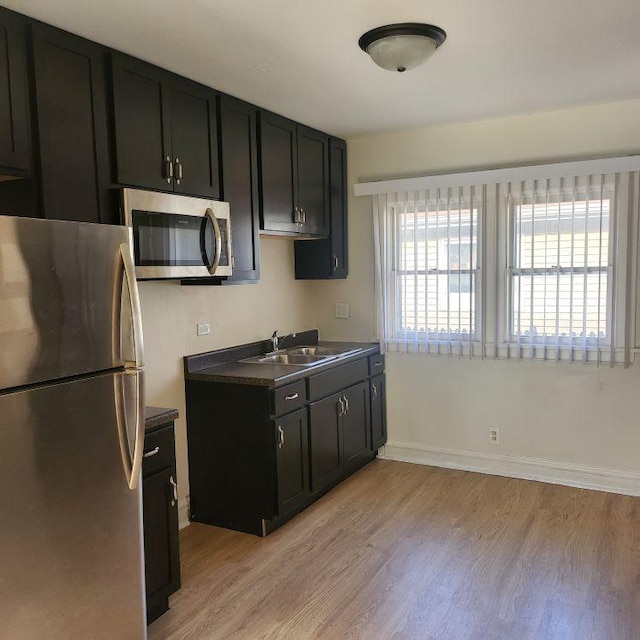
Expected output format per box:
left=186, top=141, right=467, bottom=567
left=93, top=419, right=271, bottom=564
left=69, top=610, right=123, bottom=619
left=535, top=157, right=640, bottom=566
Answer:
left=375, top=170, right=638, bottom=364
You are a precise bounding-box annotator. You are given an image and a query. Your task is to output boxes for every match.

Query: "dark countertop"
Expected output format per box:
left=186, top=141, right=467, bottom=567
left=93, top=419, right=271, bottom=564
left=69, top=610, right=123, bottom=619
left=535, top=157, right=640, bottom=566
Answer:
left=145, top=406, right=179, bottom=432
left=184, top=340, right=380, bottom=388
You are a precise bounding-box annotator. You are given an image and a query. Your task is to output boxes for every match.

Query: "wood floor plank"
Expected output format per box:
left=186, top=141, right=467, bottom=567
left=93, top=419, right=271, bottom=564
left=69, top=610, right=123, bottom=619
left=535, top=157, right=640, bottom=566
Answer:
left=149, top=460, right=640, bottom=640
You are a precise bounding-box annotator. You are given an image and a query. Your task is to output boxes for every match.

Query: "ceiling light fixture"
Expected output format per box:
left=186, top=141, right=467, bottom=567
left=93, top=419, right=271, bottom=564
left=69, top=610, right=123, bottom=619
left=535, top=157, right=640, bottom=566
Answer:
left=358, top=23, right=447, bottom=73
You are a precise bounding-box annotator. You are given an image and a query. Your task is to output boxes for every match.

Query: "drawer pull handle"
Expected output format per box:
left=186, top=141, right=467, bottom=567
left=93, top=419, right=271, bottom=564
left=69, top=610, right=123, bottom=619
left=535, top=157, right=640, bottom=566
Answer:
left=372, top=383, right=378, bottom=400
left=277, top=425, right=285, bottom=449
left=143, top=446, right=160, bottom=458
left=285, top=392, right=299, bottom=401
left=373, top=361, right=383, bottom=367
left=169, top=475, right=178, bottom=506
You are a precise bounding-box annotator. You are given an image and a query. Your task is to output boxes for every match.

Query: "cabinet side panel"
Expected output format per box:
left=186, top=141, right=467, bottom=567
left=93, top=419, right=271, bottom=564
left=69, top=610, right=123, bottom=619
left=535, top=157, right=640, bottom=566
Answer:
left=185, top=381, right=274, bottom=533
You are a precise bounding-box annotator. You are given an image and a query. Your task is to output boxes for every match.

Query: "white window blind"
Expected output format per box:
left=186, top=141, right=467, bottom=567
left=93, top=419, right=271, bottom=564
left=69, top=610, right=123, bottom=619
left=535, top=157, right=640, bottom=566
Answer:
left=371, top=165, right=640, bottom=365
left=374, top=187, right=482, bottom=356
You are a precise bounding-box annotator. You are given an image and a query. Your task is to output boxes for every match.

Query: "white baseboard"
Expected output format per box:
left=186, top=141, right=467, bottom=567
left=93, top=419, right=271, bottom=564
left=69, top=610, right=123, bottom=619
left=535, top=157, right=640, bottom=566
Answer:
left=378, top=441, right=640, bottom=496
left=178, top=498, right=190, bottom=531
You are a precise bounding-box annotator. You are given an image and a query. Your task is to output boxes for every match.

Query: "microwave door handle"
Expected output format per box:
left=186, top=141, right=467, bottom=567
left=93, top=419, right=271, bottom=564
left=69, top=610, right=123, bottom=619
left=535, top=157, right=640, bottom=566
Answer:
left=203, top=208, right=222, bottom=275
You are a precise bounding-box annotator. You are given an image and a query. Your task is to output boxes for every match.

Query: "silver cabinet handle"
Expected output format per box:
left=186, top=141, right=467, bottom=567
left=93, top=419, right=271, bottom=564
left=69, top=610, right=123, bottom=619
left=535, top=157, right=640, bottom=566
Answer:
left=373, top=361, right=383, bottom=368
left=337, top=397, right=345, bottom=416
left=293, top=208, right=299, bottom=224
left=277, top=425, right=285, bottom=449
left=165, top=154, right=173, bottom=183
left=174, top=158, right=183, bottom=185
left=372, top=384, right=378, bottom=400
left=143, top=446, right=160, bottom=458
left=285, top=392, right=299, bottom=401
left=300, top=209, right=306, bottom=224
left=343, top=395, right=349, bottom=414
left=169, top=475, right=178, bottom=506
left=333, top=255, right=339, bottom=272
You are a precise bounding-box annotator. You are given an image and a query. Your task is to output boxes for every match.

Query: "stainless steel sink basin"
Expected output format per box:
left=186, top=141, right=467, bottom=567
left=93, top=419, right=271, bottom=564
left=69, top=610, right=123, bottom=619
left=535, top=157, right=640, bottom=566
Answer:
left=285, top=345, right=360, bottom=357
left=241, top=353, right=332, bottom=366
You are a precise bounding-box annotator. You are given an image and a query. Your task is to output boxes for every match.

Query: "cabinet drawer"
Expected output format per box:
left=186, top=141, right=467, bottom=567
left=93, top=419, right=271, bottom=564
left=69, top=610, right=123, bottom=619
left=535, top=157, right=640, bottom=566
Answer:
left=273, top=379, right=306, bottom=416
left=143, top=425, right=176, bottom=477
left=308, top=358, right=368, bottom=402
left=368, top=354, right=385, bottom=375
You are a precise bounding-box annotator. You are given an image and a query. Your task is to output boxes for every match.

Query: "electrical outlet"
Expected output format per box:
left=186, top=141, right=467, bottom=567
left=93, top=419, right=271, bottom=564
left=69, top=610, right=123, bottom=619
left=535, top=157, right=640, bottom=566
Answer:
left=197, top=322, right=211, bottom=337
left=334, top=302, right=350, bottom=319
left=489, top=427, right=500, bottom=445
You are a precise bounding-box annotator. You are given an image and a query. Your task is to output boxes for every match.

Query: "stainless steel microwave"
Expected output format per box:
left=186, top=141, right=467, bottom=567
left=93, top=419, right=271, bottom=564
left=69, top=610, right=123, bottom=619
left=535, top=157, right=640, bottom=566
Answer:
left=121, top=189, right=232, bottom=280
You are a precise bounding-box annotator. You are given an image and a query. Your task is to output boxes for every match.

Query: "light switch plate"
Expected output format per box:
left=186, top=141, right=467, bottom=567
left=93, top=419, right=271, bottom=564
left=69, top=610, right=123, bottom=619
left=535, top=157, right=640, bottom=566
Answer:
left=197, top=323, right=211, bottom=336
left=334, top=303, right=350, bottom=319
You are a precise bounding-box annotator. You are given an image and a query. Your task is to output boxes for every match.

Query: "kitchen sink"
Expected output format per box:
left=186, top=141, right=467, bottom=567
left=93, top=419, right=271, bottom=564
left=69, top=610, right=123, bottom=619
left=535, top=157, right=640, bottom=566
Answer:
left=241, top=344, right=363, bottom=366
left=285, top=345, right=361, bottom=357
left=241, top=353, right=333, bottom=366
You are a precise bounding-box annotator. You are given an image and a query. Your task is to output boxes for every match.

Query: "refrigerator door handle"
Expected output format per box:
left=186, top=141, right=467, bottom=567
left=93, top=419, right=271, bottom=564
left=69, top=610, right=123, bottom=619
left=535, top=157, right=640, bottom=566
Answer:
left=114, top=370, right=145, bottom=491
left=119, top=243, right=145, bottom=369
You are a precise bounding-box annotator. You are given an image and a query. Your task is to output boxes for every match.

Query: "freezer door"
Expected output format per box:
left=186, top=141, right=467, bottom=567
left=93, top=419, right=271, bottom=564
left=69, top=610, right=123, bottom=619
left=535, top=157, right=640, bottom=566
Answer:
left=0, top=371, right=146, bottom=639
left=0, top=215, right=140, bottom=390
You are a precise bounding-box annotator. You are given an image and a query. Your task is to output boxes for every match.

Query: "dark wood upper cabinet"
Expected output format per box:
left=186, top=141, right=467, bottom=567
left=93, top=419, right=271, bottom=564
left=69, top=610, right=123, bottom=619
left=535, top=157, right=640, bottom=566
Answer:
left=218, top=95, right=260, bottom=283
left=297, top=125, right=329, bottom=235
left=258, top=111, right=298, bottom=234
left=294, top=137, right=348, bottom=279
left=258, top=111, right=329, bottom=237
left=0, top=8, right=29, bottom=175
left=169, top=79, right=219, bottom=198
left=111, top=53, right=219, bottom=199
left=30, top=24, right=117, bottom=224
left=111, top=54, right=170, bottom=191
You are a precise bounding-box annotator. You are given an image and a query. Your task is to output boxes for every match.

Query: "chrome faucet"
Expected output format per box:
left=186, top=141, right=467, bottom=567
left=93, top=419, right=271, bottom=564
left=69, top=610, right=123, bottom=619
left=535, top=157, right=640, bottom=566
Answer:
left=270, top=330, right=279, bottom=352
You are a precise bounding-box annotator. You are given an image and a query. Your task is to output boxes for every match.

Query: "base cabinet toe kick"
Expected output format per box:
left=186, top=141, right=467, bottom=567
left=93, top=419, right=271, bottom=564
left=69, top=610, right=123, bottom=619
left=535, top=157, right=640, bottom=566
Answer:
left=184, top=352, right=387, bottom=536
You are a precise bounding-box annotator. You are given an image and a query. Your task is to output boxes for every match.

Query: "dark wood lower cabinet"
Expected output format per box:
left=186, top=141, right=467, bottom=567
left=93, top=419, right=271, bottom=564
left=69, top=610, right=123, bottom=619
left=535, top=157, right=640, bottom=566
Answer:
left=275, top=408, right=310, bottom=516
left=370, top=373, right=387, bottom=451
left=342, top=382, right=371, bottom=472
left=142, top=422, right=181, bottom=624
left=184, top=347, right=387, bottom=537
left=309, top=391, right=344, bottom=493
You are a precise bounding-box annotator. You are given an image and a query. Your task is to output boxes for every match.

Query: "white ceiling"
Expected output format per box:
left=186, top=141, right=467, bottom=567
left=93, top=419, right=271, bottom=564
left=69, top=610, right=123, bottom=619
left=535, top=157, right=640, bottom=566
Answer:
left=6, top=0, right=640, bottom=138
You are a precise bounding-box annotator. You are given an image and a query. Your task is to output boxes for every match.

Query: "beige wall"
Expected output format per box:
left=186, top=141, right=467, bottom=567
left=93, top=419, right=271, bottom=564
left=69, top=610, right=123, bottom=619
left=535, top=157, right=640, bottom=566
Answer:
left=140, top=236, right=315, bottom=523
left=315, top=98, right=640, bottom=477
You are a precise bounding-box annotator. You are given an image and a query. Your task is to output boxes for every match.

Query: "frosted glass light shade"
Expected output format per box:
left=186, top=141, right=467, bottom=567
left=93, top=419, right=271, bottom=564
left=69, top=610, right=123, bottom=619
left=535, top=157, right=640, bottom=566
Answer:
left=366, top=35, right=438, bottom=73
left=359, top=23, right=446, bottom=73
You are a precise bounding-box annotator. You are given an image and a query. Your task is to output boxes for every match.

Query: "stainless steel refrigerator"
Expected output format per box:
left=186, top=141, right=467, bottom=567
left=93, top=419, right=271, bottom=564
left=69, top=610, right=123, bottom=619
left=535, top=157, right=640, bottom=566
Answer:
left=0, top=215, right=147, bottom=639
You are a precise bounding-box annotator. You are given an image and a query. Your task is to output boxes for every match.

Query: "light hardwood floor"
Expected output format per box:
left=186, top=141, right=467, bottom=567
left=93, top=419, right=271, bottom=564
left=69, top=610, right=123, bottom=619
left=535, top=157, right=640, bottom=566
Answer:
left=149, top=460, right=640, bottom=640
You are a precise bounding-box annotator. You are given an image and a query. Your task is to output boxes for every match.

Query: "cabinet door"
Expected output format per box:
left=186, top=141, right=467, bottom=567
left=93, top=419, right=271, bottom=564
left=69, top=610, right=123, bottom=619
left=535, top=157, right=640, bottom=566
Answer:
left=111, top=53, right=172, bottom=190
left=274, top=408, right=309, bottom=516
left=258, top=111, right=298, bottom=234
left=31, top=25, right=116, bottom=224
left=169, top=79, right=220, bottom=198
left=218, top=95, right=260, bottom=283
left=370, top=374, right=387, bottom=451
left=341, top=381, right=371, bottom=473
left=143, top=466, right=181, bottom=623
left=329, top=138, right=348, bottom=277
left=308, top=391, right=343, bottom=493
left=297, top=125, right=329, bottom=236
left=294, top=137, right=347, bottom=279
left=0, top=9, right=29, bottom=174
